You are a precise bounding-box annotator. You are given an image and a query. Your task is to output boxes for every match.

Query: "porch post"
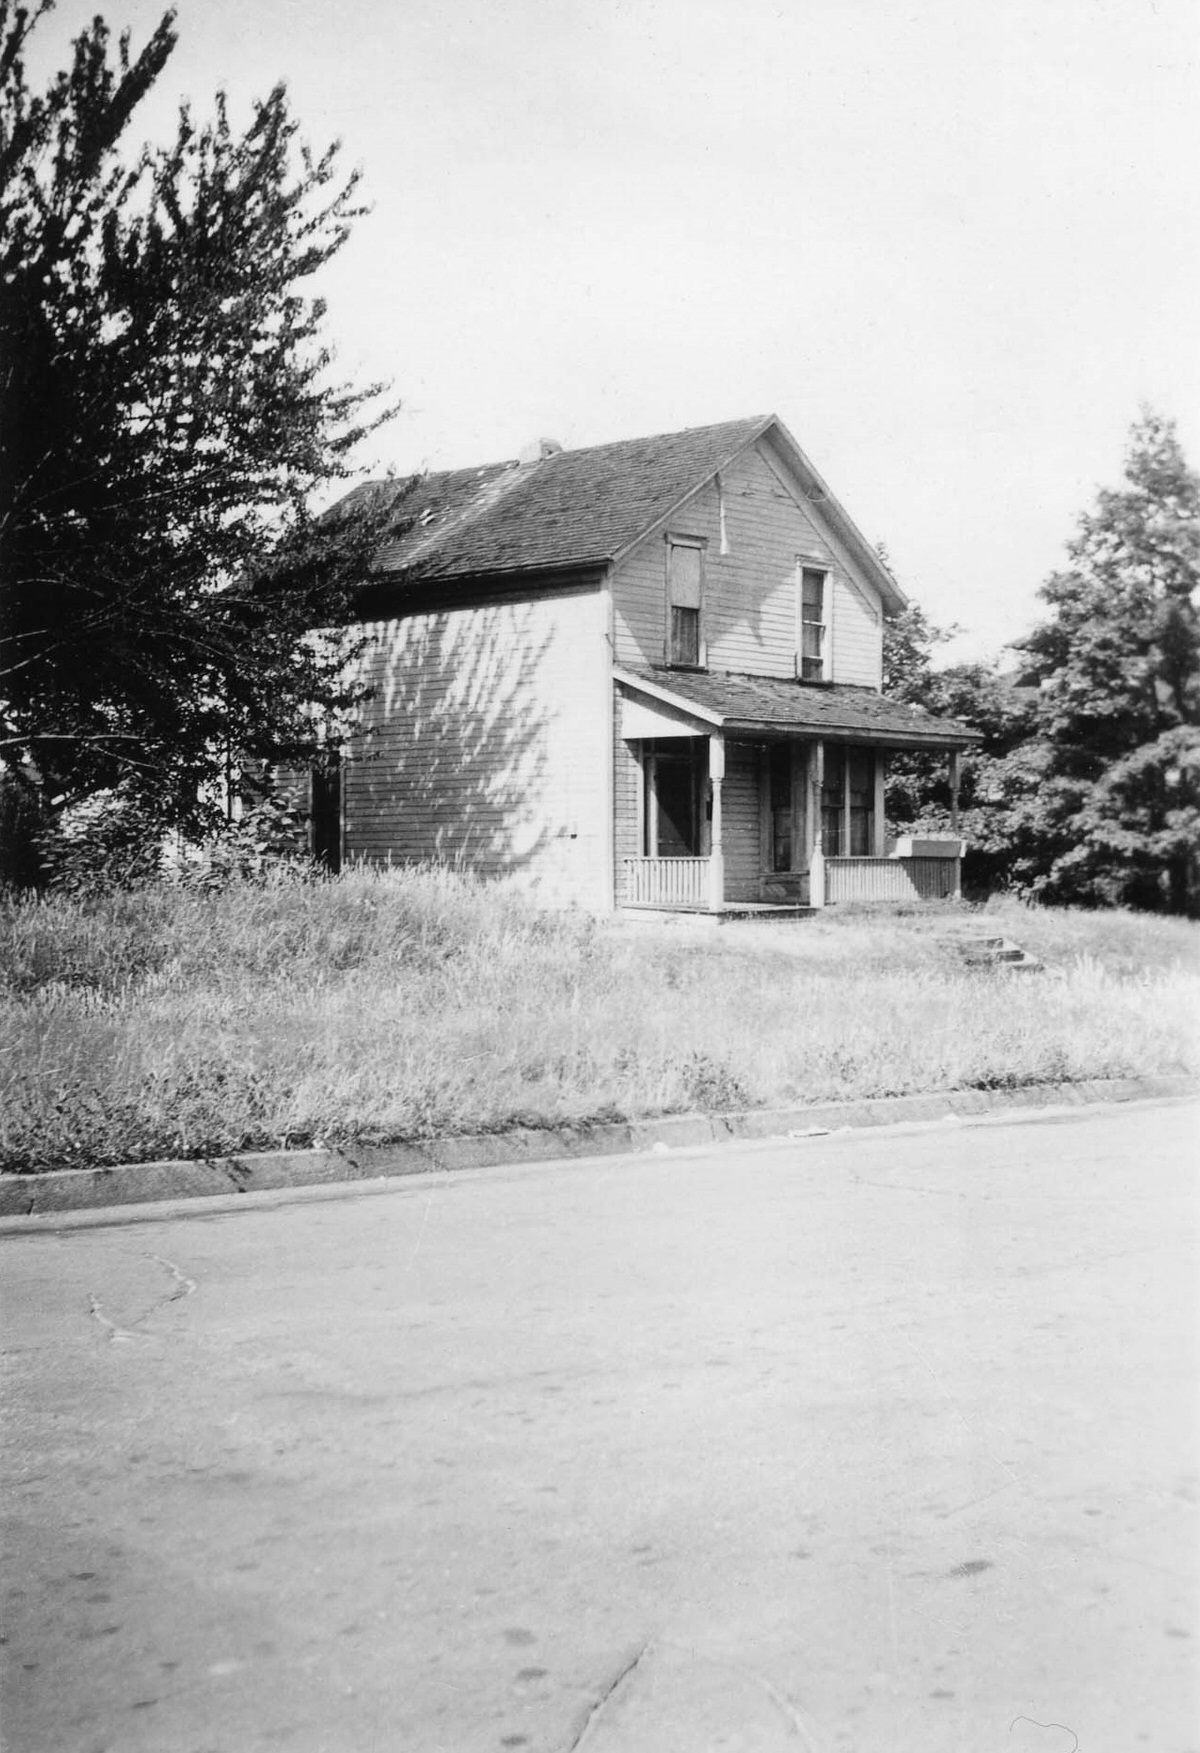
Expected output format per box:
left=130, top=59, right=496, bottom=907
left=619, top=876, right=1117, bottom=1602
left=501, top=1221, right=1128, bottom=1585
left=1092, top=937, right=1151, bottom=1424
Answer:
left=809, top=739, right=825, bottom=908
left=646, top=749, right=658, bottom=857
left=949, top=749, right=962, bottom=900
left=873, top=750, right=887, bottom=856
left=708, top=734, right=725, bottom=912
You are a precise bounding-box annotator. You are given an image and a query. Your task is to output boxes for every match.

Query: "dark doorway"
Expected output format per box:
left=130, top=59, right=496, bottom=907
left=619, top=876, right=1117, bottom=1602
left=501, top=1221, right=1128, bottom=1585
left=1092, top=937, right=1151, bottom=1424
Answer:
left=645, top=739, right=705, bottom=857
left=311, top=757, right=342, bottom=873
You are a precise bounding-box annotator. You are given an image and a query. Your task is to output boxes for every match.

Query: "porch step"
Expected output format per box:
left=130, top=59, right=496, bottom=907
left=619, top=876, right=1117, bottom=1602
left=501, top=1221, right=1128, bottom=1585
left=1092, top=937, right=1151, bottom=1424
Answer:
left=717, top=904, right=816, bottom=922
left=941, top=929, right=1043, bottom=973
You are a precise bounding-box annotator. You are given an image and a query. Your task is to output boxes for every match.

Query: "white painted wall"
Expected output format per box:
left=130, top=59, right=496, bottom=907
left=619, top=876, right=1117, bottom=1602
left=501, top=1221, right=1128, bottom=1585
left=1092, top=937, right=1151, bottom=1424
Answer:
left=344, top=586, right=610, bottom=909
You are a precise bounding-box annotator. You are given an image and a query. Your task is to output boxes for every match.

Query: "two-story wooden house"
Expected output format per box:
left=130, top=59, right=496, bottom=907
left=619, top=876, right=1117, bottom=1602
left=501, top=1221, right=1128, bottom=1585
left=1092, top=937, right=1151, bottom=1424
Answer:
left=321, top=415, right=977, bottom=912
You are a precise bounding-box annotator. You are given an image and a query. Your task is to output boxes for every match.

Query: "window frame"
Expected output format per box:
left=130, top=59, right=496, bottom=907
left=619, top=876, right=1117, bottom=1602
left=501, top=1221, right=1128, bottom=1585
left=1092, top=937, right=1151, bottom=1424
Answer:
left=797, top=561, right=830, bottom=683
left=664, top=534, right=707, bottom=670
left=642, top=738, right=706, bottom=857
left=821, top=745, right=877, bottom=858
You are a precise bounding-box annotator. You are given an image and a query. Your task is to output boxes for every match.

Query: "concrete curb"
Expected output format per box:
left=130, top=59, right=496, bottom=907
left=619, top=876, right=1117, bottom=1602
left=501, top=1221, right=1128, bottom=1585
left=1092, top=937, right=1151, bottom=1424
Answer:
left=1, top=1074, right=1195, bottom=1218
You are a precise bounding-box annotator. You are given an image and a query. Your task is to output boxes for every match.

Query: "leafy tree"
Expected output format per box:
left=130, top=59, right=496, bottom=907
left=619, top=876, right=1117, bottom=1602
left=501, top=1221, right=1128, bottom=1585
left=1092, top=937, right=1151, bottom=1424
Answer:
left=882, top=415, right=1200, bottom=912
left=1012, top=410, right=1200, bottom=912
left=882, top=602, right=1036, bottom=894
left=881, top=599, right=956, bottom=703
left=0, top=1, right=408, bottom=876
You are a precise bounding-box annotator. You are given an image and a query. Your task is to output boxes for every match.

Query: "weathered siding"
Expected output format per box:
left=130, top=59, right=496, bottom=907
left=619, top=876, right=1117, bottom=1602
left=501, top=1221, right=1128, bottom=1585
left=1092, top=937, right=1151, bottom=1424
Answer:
left=824, top=855, right=959, bottom=904
left=344, top=587, right=609, bottom=909
left=830, top=572, right=882, bottom=689
left=723, top=741, right=761, bottom=902
left=612, top=691, right=642, bottom=906
left=611, top=439, right=883, bottom=687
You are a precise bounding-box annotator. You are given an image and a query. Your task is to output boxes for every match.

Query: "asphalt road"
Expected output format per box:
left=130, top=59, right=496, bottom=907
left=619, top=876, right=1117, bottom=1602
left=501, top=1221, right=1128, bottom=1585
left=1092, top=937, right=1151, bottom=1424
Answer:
left=1, top=1101, right=1197, bottom=1753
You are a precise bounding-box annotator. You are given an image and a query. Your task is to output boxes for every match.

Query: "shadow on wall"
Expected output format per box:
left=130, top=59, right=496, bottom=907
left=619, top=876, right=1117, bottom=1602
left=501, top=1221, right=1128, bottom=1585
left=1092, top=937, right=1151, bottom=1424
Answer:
left=347, top=604, right=557, bottom=881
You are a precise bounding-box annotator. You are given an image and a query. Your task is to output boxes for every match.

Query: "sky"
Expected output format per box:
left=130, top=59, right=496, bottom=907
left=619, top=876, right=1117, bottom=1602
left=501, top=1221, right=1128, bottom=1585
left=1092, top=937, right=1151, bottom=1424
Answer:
left=26, top=0, right=1200, bottom=661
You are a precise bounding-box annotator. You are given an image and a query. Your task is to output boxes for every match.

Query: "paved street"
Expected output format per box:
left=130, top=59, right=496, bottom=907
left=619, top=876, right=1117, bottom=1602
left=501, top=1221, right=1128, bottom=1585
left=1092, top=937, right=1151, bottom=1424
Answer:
left=1, top=1101, right=1196, bottom=1753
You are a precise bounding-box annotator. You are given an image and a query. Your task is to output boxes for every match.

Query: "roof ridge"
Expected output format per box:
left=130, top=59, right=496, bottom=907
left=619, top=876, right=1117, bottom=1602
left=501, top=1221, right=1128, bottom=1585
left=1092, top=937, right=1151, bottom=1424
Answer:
left=389, top=414, right=775, bottom=481
left=550, top=412, right=774, bottom=462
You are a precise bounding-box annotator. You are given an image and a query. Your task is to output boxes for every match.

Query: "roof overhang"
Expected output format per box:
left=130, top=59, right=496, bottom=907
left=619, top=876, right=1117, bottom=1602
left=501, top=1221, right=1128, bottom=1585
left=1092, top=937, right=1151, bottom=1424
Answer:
left=615, top=668, right=981, bottom=751
left=614, top=668, right=723, bottom=732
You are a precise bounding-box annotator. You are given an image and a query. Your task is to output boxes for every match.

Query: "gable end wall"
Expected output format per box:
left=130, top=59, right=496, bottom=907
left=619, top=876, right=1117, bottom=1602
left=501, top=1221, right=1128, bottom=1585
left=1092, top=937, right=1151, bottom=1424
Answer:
left=610, top=440, right=882, bottom=687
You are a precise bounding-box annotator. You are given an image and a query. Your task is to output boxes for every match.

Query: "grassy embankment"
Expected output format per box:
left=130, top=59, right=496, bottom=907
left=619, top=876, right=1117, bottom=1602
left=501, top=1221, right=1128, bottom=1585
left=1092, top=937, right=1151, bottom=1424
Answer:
left=2, top=866, right=1197, bottom=1173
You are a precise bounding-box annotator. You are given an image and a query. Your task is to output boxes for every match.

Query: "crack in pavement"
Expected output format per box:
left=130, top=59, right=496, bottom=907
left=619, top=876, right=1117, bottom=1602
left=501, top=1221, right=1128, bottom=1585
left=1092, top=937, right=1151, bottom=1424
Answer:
left=565, top=1639, right=821, bottom=1751
left=665, top=1643, right=822, bottom=1748
left=87, top=1295, right=148, bottom=1344
left=567, top=1642, right=652, bottom=1751
left=149, top=1253, right=197, bottom=1302
left=87, top=1251, right=197, bottom=1343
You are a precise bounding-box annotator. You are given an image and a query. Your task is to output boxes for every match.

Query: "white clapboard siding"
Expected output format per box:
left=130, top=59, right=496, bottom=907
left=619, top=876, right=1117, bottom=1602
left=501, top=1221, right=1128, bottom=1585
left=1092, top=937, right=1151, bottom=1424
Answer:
left=830, top=573, right=882, bottom=689
left=344, top=587, right=609, bottom=909
left=611, top=439, right=884, bottom=687
left=612, top=694, right=643, bottom=904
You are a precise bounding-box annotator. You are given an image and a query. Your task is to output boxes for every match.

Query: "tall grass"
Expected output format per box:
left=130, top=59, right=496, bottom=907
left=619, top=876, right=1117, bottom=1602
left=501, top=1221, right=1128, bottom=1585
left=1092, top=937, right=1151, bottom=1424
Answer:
left=2, top=868, right=1197, bottom=1172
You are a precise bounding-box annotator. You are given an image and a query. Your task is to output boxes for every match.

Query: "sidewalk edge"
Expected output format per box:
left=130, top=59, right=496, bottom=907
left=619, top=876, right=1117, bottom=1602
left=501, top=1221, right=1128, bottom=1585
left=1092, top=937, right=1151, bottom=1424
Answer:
left=1, top=1074, right=1194, bottom=1218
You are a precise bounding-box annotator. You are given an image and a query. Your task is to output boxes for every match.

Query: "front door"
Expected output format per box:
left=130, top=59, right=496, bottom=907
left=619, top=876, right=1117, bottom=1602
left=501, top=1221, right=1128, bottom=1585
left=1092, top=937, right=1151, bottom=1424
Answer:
left=762, top=743, right=808, bottom=902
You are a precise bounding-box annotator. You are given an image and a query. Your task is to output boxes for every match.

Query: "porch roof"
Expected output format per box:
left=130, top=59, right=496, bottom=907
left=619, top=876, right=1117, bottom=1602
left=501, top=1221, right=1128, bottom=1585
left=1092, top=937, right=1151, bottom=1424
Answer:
left=616, top=667, right=981, bottom=750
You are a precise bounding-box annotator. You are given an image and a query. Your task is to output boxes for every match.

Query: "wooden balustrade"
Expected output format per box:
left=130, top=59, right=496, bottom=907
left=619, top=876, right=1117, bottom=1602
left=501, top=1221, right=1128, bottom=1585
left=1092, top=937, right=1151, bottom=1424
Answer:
left=622, top=857, right=711, bottom=910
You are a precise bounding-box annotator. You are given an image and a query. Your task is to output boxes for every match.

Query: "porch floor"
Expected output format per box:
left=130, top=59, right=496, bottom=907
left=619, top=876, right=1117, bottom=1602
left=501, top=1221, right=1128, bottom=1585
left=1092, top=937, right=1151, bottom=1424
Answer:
left=620, top=903, right=816, bottom=924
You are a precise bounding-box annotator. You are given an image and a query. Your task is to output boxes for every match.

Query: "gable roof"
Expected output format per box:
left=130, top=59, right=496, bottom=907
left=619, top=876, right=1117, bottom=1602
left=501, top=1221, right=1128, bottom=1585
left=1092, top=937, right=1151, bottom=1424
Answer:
left=355, top=416, right=907, bottom=614
left=617, top=667, right=981, bottom=750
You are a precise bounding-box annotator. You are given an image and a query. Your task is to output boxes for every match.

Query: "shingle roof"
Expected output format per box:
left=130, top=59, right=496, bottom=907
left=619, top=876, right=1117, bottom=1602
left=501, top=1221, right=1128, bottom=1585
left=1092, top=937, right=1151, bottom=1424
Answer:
left=370, top=416, right=773, bottom=580
left=618, top=667, right=981, bottom=748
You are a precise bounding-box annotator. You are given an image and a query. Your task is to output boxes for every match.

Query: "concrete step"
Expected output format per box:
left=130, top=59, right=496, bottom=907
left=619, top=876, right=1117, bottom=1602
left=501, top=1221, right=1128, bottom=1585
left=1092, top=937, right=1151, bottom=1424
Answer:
left=942, top=930, right=1044, bottom=973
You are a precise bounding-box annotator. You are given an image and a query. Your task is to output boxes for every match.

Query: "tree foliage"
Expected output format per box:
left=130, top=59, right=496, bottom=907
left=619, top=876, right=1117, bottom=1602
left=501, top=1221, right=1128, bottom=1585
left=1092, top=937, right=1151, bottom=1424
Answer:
left=882, top=605, right=1036, bottom=894
left=0, top=1, right=408, bottom=864
left=1012, top=411, right=1200, bottom=911
left=884, top=412, right=1200, bottom=913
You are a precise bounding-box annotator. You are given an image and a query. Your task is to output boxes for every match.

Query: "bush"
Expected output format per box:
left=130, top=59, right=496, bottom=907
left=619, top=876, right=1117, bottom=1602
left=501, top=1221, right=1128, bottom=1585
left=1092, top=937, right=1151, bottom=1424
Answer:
left=34, top=787, right=166, bottom=898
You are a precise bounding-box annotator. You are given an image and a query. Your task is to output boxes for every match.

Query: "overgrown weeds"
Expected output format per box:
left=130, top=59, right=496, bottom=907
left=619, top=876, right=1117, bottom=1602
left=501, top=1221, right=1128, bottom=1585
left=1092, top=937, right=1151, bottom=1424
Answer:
left=2, top=869, right=1196, bottom=1172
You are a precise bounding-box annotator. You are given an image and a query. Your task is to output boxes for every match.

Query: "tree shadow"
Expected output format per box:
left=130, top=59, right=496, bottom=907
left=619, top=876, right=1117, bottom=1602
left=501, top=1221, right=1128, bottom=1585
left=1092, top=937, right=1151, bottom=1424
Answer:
left=345, top=603, right=561, bottom=884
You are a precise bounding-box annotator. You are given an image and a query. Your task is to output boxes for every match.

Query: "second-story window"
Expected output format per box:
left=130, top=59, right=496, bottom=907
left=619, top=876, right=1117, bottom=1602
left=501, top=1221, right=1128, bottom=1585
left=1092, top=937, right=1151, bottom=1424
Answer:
left=799, top=566, right=828, bottom=681
left=666, top=537, right=704, bottom=667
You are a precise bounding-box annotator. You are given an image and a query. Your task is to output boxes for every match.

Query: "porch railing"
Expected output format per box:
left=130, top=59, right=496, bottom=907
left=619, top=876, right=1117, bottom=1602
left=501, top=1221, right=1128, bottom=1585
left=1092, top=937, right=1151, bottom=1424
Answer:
left=622, top=856, right=710, bottom=910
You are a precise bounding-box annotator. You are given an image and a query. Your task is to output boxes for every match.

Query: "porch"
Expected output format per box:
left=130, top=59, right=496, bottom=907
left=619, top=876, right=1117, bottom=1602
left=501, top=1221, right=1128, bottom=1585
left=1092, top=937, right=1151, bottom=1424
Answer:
left=621, top=845, right=963, bottom=914
left=614, top=669, right=977, bottom=916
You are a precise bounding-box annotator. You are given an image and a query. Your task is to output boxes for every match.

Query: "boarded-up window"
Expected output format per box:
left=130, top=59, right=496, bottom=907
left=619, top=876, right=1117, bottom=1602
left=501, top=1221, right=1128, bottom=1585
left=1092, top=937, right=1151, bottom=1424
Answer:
left=667, top=541, right=703, bottom=667
left=800, top=568, right=826, bottom=681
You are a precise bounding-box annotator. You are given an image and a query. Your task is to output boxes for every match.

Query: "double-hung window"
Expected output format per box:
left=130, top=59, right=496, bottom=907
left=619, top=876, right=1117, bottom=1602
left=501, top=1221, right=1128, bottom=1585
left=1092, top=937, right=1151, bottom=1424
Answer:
left=822, top=746, right=877, bottom=856
left=666, top=537, right=704, bottom=667
left=799, top=566, right=828, bottom=681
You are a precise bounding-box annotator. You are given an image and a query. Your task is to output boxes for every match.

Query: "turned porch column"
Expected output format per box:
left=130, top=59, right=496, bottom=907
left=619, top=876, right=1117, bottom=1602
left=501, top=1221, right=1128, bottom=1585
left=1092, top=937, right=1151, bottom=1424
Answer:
left=809, top=739, right=825, bottom=908
left=708, top=734, right=725, bottom=912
